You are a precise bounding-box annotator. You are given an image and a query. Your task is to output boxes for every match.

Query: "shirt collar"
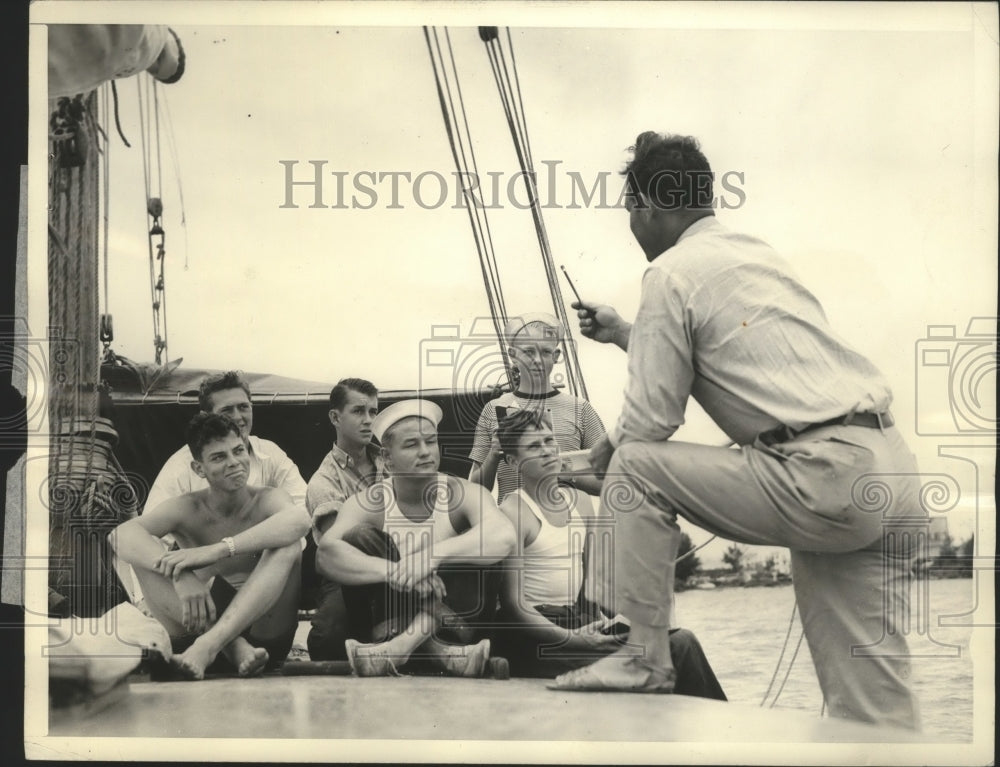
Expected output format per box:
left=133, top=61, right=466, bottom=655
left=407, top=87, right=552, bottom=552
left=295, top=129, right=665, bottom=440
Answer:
left=513, top=389, right=560, bottom=400
left=246, top=435, right=263, bottom=458
left=331, top=441, right=381, bottom=470
left=676, top=214, right=720, bottom=245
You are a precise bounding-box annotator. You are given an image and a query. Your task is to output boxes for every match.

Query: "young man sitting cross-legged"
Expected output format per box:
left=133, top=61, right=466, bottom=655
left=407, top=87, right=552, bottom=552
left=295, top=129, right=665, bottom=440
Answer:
left=317, top=399, right=517, bottom=677
left=109, top=412, right=311, bottom=679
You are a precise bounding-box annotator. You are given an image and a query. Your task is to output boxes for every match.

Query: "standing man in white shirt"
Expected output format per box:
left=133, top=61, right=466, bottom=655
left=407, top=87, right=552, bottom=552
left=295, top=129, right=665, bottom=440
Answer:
left=554, top=131, right=921, bottom=731
left=126, top=371, right=308, bottom=604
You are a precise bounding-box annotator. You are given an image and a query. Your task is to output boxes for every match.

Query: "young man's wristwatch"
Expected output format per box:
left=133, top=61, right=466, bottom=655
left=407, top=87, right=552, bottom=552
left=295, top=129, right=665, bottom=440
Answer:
left=221, top=536, right=236, bottom=557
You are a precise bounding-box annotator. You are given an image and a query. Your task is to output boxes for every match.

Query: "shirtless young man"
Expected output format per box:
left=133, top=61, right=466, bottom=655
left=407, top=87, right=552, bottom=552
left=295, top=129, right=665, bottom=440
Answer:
left=317, top=399, right=517, bottom=676
left=110, top=413, right=311, bottom=679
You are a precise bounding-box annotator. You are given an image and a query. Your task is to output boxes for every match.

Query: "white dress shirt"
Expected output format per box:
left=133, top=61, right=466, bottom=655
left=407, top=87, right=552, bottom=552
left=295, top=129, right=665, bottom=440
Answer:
left=612, top=216, right=892, bottom=447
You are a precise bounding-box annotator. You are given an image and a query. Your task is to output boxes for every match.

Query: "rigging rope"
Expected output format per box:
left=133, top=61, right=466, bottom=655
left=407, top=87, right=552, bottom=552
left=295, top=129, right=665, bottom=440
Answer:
left=769, top=625, right=807, bottom=708
left=160, top=90, right=190, bottom=270
left=99, top=82, right=114, bottom=358
left=100, top=83, right=110, bottom=318
left=109, top=80, right=131, bottom=147
left=424, top=26, right=513, bottom=388
left=137, top=75, right=169, bottom=364
left=152, top=80, right=169, bottom=362
left=759, top=600, right=807, bottom=709
left=675, top=534, right=717, bottom=563
left=479, top=27, right=589, bottom=400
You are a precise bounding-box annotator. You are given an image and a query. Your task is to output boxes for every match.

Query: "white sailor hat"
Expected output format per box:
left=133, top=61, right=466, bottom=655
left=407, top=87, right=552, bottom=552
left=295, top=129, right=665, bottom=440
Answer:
left=503, top=312, right=563, bottom=343
left=372, top=399, right=443, bottom=443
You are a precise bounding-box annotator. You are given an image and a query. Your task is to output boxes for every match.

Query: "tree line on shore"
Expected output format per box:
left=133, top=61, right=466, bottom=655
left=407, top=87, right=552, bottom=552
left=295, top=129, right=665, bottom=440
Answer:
left=673, top=531, right=976, bottom=590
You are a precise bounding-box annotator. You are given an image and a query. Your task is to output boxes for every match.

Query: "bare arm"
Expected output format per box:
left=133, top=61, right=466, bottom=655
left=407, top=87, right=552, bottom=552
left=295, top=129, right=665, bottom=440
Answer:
left=495, top=495, right=574, bottom=645
left=559, top=400, right=608, bottom=494
left=389, top=481, right=516, bottom=593
left=577, top=491, right=616, bottom=615
left=497, top=493, right=615, bottom=652
left=432, top=481, right=516, bottom=565
left=108, top=498, right=186, bottom=570
left=227, top=488, right=310, bottom=554
left=468, top=451, right=500, bottom=492
left=561, top=472, right=603, bottom=497
left=316, top=495, right=389, bottom=586
left=154, top=488, right=309, bottom=579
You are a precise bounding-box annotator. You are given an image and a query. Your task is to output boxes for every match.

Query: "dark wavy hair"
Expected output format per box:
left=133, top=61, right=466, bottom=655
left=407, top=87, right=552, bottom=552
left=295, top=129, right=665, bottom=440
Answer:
left=329, top=377, right=378, bottom=410
left=622, top=131, right=714, bottom=211
left=497, top=407, right=552, bottom=458
left=186, top=412, right=242, bottom=461
left=198, top=370, right=252, bottom=412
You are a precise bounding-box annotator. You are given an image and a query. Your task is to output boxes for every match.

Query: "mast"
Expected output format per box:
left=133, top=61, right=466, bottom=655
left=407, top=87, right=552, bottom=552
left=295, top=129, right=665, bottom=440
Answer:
left=45, top=25, right=185, bottom=617
left=48, top=90, right=133, bottom=617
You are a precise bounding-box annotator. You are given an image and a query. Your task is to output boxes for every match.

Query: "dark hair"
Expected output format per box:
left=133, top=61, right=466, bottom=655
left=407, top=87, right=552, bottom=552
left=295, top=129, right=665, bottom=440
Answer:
left=329, top=377, right=378, bottom=410
left=186, top=412, right=242, bottom=461
left=622, top=131, right=714, bottom=211
left=198, top=370, right=252, bottom=412
left=497, top=407, right=551, bottom=457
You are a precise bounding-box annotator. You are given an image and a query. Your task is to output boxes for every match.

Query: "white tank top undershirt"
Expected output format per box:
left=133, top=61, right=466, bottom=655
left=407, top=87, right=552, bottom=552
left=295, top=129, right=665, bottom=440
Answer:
left=513, top=487, right=586, bottom=607
left=381, top=474, right=456, bottom=558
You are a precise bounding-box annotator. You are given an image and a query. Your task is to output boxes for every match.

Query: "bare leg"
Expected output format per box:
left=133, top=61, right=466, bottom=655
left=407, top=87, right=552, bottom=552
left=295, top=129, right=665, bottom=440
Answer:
left=172, top=543, right=300, bottom=679
left=130, top=563, right=198, bottom=639
left=220, top=637, right=269, bottom=677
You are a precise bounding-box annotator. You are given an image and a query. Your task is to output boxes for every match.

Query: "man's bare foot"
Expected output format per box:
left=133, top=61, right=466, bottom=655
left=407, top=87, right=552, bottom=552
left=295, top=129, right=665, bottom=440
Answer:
left=222, top=637, right=269, bottom=678
left=547, top=650, right=676, bottom=693
left=170, top=639, right=217, bottom=681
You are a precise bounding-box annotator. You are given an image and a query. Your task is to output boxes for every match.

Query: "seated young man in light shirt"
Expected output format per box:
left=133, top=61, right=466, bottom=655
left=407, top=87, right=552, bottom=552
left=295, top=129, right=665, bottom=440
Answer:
left=110, top=413, right=311, bottom=679
left=305, top=377, right=382, bottom=661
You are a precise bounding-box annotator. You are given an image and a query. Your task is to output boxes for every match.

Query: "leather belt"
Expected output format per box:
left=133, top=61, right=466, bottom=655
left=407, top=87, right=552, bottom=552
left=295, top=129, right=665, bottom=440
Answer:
left=760, top=410, right=894, bottom=445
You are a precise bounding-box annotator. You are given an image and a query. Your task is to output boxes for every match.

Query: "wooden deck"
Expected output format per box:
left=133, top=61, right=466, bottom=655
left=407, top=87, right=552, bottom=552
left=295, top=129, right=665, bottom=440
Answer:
left=48, top=672, right=925, bottom=744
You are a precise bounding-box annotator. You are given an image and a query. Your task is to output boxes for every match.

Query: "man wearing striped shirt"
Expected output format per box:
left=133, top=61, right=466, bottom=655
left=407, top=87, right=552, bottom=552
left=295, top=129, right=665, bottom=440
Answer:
left=554, top=131, right=922, bottom=731
left=468, top=313, right=606, bottom=502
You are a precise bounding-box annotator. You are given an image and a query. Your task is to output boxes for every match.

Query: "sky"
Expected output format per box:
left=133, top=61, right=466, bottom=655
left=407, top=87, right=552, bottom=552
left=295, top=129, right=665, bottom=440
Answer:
left=36, top=3, right=997, bottom=558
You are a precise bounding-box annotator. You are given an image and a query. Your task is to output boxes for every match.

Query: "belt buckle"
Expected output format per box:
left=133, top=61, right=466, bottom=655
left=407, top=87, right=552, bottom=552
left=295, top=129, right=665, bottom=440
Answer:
left=875, top=411, right=885, bottom=433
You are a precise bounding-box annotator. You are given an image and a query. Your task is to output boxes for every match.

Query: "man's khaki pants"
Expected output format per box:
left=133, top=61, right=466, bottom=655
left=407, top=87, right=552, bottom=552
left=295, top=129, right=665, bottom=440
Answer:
left=601, top=423, right=922, bottom=730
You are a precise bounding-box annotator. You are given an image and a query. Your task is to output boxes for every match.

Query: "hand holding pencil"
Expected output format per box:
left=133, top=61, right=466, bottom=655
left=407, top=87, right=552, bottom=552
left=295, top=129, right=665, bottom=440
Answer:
left=561, top=265, right=631, bottom=350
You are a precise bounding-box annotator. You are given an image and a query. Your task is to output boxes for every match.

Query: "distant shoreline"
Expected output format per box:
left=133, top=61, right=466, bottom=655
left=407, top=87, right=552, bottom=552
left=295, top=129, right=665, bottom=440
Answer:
left=680, top=569, right=972, bottom=592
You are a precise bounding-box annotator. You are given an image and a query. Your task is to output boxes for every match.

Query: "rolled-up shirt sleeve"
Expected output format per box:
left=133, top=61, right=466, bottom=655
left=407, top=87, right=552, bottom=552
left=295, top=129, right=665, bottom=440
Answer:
left=611, top=266, right=695, bottom=447
left=306, top=473, right=345, bottom=532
